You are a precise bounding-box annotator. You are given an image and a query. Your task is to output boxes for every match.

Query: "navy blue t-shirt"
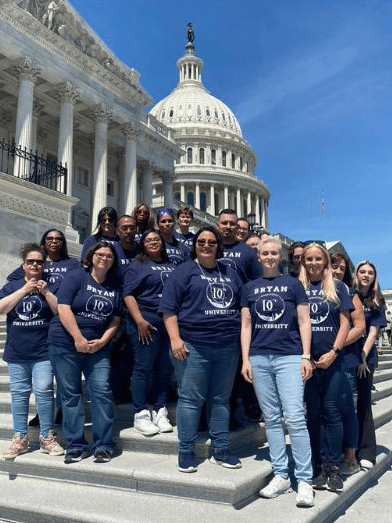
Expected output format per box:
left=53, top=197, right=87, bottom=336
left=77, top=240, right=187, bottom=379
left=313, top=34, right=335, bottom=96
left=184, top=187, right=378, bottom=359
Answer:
left=357, top=295, right=387, bottom=367
left=159, top=259, right=242, bottom=348
left=113, top=242, right=138, bottom=284
left=173, top=230, right=195, bottom=249
left=48, top=268, right=121, bottom=348
left=123, top=259, right=175, bottom=325
left=241, top=274, right=308, bottom=356
left=0, top=279, right=54, bottom=363
left=164, top=239, right=191, bottom=266
left=80, top=234, right=119, bottom=262
left=307, top=279, right=353, bottom=357
left=343, top=287, right=362, bottom=368
left=219, top=241, right=263, bottom=283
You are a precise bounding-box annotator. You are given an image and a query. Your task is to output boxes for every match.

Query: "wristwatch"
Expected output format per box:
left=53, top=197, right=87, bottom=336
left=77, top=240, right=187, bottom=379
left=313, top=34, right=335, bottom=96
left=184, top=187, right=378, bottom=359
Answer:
left=332, top=346, right=341, bottom=354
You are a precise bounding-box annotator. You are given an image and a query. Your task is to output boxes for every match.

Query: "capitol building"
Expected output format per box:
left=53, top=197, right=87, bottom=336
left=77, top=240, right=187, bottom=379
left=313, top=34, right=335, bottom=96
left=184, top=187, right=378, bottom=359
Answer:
left=150, top=30, right=270, bottom=230
left=0, top=1, right=270, bottom=282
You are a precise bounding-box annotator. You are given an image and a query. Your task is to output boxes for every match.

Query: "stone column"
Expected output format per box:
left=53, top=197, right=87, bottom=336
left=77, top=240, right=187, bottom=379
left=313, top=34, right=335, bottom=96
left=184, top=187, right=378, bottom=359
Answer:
left=236, top=188, right=242, bottom=217
left=195, top=182, right=200, bottom=209
left=91, top=104, right=113, bottom=231
left=120, top=123, right=139, bottom=213
left=224, top=184, right=229, bottom=209
left=247, top=191, right=252, bottom=216
left=141, top=161, right=154, bottom=206
left=161, top=171, right=176, bottom=208
left=13, top=57, right=42, bottom=177
left=57, top=82, right=80, bottom=194
left=255, top=195, right=260, bottom=226
left=209, top=183, right=215, bottom=215
left=180, top=182, right=185, bottom=203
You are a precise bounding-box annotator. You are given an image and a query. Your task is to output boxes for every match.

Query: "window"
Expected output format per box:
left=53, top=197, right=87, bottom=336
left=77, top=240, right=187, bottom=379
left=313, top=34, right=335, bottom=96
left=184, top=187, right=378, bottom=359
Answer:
left=211, top=149, right=216, bottom=165
left=199, top=148, right=205, bottom=164
left=197, top=105, right=201, bottom=116
left=240, top=156, right=243, bottom=170
left=174, top=192, right=181, bottom=202
left=243, top=199, right=247, bottom=216
left=200, top=192, right=207, bottom=212
left=222, top=151, right=226, bottom=167
left=214, top=193, right=219, bottom=214
left=206, top=107, right=210, bottom=117
left=169, top=108, right=174, bottom=117
left=161, top=109, right=165, bottom=119
left=107, top=180, right=115, bottom=197
left=187, top=147, right=193, bottom=164
left=231, top=153, right=236, bottom=168
left=76, top=166, right=89, bottom=187
left=187, top=191, right=194, bottom=206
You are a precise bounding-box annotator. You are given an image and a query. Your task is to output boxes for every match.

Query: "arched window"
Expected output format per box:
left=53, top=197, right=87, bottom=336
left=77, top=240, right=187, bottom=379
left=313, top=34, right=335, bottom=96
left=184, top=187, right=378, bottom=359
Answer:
left=211, top=149, right=216, bottom=165
left=214, top=193, right=220, bottom=214
left=222, top=151, right=226, bottom=167
left=206, top=107, right=210, bottom=117
left=187, top=192, right=194, bottom=206
left=169, top=108, right=174, bottom=117
left=174, top=192, right=181, bottom=202
left=240, top=156, right=243, bottom=170
left=187, top=147, right=193, bottom=164
left=200, top=192, right=207, bottom=212
left=231, top=153, right=236, bottom=168
left=199, top=148, right=205, bottom=164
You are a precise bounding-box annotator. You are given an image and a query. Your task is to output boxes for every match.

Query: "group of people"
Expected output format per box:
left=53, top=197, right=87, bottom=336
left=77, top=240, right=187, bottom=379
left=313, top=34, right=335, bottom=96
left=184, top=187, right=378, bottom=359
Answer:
left=0, top=203, right=386, bottom=509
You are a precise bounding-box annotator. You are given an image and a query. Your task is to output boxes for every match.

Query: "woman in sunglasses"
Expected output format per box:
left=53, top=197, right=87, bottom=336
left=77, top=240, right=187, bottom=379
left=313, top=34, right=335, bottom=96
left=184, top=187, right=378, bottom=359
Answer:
left=81, top=206, right=119, bottom=261
left=0, top=243, right=63, bottom=459
left=156, top=207, right=190, bottom=265
left=131, top=203, right=155, bottom=242
left=160, top=226, right=243, bottom=472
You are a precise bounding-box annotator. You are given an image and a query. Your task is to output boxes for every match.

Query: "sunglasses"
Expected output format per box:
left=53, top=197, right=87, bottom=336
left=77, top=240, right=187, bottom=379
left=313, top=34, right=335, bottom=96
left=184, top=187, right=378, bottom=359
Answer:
left=196, top=239, right=217, bottom=246
left=25, top=259, right=44, bottom=266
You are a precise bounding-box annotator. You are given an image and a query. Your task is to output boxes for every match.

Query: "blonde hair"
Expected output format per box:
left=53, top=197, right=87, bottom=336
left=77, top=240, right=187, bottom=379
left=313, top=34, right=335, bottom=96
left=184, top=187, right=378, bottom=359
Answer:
left=298, top=243, right=340, bottom=305
left=257, top=236, right=282, bottom=254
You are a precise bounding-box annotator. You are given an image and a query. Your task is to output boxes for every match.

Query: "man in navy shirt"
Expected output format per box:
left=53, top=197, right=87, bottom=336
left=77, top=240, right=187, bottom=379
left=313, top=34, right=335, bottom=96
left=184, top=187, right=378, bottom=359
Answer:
left=216, top=209, right=263, bottom=427
left=114, top=215, right=138, bottom=284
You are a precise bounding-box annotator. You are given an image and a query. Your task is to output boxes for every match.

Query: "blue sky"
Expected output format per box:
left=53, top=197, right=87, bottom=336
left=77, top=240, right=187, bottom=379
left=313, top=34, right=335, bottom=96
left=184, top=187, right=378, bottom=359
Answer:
left=71, top=0, right=392, bottom=287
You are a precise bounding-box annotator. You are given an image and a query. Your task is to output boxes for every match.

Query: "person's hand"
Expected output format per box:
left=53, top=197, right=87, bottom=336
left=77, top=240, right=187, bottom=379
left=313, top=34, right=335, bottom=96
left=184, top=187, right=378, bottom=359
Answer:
left=301, top=358, right=313, bottom=381
left=22, top=278, right=38, bottom=294
left=241, top=359, right=253, bottom=383
left=314, top=350, right=336, bottom=369
left=87, top=339, right=105, bottom=353
left=36, top=280, right=49, bottom=295
left=75, top=337, right=89, bottom=353
left=171, top=339, right=189, bottom=360
left=357, top=350, right=370, bottom=378
left=136, top=319, right=157, bottom=344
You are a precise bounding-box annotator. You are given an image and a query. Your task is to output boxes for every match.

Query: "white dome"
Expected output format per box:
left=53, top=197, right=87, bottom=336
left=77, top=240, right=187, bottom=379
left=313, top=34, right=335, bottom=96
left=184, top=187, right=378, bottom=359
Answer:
left=151, top=82, right=243, bottom=137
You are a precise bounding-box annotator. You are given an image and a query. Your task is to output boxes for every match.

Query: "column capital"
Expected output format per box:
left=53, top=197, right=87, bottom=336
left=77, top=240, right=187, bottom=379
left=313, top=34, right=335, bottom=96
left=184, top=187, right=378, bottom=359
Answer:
left=58, top=82, right=81, bottom=105
left=14, top=57, right=43, bottom=83
left=120, top=122, right=140, bottom=140
left=140, top=160, right=156, bottom=175
left=92, top=104, right=114, bottom=123
left=161, top=171, right=177, bottom=183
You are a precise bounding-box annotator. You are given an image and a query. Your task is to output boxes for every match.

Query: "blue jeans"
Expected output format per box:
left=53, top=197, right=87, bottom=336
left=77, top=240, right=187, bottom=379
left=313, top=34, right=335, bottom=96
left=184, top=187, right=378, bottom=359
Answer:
left=171, top=341, right=239, bottom=453
left=49, top=344, right=115, bottom=453
left=342, top=367, right=359, bottom=450
left=250, top=354, right=312, bottom=483
left=8, top=360, right=54, bottom=437
left=126, top=317, right=172, bottom=413
left=305, top=355, right=352, bottom=469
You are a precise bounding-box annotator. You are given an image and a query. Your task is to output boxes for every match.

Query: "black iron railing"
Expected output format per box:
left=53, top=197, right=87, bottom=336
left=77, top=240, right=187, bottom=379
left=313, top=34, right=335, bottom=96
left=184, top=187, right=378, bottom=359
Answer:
left=0, top=139, right=67, bottom=194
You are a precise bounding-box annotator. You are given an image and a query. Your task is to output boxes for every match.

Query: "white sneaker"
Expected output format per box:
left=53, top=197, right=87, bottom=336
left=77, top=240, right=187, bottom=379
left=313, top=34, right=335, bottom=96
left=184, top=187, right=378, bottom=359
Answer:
left=296, top=481, right=314, bottom=507
left=360, top=459, right=374, bottom=470
left=152, top=407, right=173, bottom=433
left=134, top=409, right=160, bottom=436
left=259, top=475, right=292, bottom=499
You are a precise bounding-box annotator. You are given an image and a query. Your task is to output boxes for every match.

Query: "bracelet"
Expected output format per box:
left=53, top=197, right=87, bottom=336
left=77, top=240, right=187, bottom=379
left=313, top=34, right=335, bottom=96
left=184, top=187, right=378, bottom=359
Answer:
left=332, top=346, right=341, bottom=354
left=301, top=355, right=311, bottom=360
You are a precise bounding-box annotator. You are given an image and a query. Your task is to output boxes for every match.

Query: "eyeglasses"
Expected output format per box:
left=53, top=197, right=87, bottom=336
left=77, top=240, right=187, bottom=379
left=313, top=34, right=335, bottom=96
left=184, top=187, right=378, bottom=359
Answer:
left=25, top=259, right=44, bottom=266
left=94, top=253, right=114, bottom=260
left=145, top=238, right=161, bottom=245
left=45, top=236, right=63, bottom=242
left=156, top=208, right=174, bottom=216
left=196, top=239, right=217, bottom=246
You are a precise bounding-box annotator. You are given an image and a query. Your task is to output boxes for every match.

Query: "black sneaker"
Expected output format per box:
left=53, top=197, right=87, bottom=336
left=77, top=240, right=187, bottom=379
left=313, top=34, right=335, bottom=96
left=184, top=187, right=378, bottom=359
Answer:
left=64, top=449, right=91, bottom=464
left=93, top=449, right=112, bottom=463
left=327, top=468, right=343, bottom=491
left=210, top=449, right=242, bottom=469
left=312, top=469, right=327, bottom=489
left=178, top=451, right=198, bottom=473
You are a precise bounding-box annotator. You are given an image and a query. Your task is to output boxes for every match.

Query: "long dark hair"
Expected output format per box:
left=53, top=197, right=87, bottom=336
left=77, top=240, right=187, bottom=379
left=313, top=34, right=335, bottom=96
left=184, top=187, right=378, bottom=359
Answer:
left=94, top=207, right=118, bottom=238
left=132, top=203, right=155, bottom=233
left=83, top=241, right=119, bottom=277
left=330, top=252, right=353, bottom=287
left=190, top=226, right=224, bottom=260
left=136, top=229, right=169, bottom=263
left=40, top=229, right=69, bottom=259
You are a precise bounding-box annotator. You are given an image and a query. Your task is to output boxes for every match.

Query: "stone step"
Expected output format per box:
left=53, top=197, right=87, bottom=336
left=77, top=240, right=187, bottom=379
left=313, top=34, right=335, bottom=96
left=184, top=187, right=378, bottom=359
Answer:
left=372, top=367, right=392, bottom=385
left=0, top=414, right=391, bottom=523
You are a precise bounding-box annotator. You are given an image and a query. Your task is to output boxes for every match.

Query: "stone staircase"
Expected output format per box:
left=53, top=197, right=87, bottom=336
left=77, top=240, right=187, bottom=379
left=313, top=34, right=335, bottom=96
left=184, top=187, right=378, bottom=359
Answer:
left=0, top=315, right=391, bottom=523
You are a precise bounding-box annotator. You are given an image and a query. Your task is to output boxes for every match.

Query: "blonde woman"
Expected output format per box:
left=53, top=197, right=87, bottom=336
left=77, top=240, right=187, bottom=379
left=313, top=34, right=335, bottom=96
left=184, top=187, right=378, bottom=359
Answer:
left=299, top=243, right=353, bottom=492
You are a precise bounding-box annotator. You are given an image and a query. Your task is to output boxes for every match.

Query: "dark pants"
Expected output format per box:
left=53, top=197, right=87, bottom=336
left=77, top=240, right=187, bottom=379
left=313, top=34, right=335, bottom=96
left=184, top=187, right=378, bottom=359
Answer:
left=356, top=366, right=376, bottom=464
